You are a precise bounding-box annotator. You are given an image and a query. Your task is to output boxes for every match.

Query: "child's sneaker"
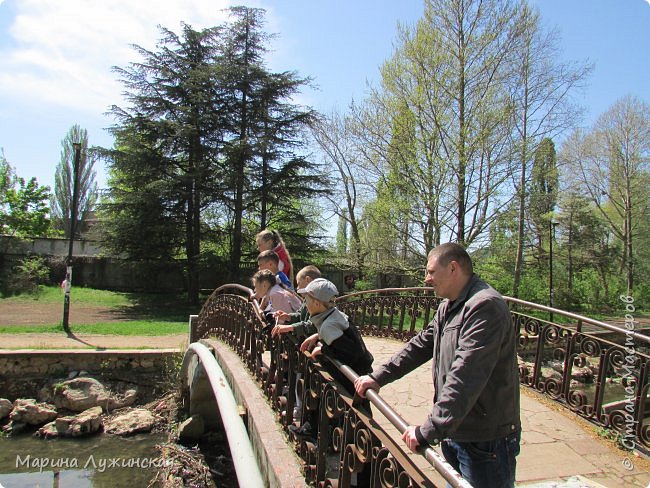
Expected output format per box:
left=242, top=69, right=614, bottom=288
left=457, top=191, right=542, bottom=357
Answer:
left=292, top=406, right=302, bottom=423
left=289, top=421, right=315, bottom=441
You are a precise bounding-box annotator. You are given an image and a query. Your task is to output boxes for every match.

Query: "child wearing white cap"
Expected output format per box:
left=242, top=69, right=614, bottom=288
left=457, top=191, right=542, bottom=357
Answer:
left=298, top=278, right=373, bottom=372
left=290, top=278, right=373, bottom=438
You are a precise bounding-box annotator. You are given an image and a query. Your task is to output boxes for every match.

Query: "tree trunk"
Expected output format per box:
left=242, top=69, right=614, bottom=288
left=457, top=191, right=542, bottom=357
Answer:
left=185, top=180, right=199, bottom=305
left=457, top=70, right=466, bottom=245
left=512, top=157, right=526, bottom=299
left=626, top=191, right=633, bottom=293
left=230, top=18, right=252, bottom=281
left=513, top=74, right=530, bottom=299
left=185, top=134, right=202, bottom=305
left=231, top=133, right=247, bottom=281
left=259, top=107, right=270, bottom=230
left=566, top=207, right=574, bottom=303
left=455, top=5, right=467, bottom=246
left=348, top=204, right=364, bottom=280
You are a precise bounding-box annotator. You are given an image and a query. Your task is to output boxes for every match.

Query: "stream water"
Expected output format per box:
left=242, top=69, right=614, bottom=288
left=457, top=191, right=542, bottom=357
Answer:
left=0, top=432, right=166, bottom=488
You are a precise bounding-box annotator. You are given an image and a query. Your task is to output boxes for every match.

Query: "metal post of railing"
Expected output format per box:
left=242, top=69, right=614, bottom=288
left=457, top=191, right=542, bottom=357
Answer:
left=327, top=356, right=474, bottom=488
left=549, top=220, right=559, bottom=322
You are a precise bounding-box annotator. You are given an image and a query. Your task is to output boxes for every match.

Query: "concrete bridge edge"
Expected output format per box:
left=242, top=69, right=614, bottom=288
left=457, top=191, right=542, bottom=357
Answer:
left=199, top=338, right=306, bottom=488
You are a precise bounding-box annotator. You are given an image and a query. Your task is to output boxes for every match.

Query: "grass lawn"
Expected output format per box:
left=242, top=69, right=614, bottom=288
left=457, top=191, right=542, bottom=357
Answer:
left=0, top=321, right=187, bottom=335
left=0, top=285, right=200, bottom=335
left=2, top=285, right=132, bottom=306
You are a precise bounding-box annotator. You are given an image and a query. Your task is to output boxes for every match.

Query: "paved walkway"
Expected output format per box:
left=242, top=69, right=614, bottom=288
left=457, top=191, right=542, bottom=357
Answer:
left=365, top=337, right=649, bottom=488
left=2, top=333, right=648, bottom=487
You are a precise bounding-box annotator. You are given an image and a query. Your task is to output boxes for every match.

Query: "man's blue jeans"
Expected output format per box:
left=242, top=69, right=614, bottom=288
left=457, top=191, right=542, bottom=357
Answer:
left=441, top=430, right=521, bottom=488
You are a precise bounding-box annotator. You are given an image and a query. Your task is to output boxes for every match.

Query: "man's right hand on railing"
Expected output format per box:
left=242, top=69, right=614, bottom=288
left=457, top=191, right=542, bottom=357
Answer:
left=354, top=375, right=380, bottom=398
left=273, top=310, right=291, bottom=323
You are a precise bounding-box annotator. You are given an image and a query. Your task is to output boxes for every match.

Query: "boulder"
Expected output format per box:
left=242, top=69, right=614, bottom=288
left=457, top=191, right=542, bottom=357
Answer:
left=10, top=399, right=58, bottom=425
left=104, top=408, right=156, bottom=436
left=36, top=421, right=59, bottom=439
left=178, top=414, right=205, bottom=442
left=0, top=398, right=12, bottom=420
left=55, top=406, right=103, bottom=437
left=3, top=421, right=27, bottom=436
left=571, top=366, right=595, bottom=384
left=52, top=377, right=137, bottom=412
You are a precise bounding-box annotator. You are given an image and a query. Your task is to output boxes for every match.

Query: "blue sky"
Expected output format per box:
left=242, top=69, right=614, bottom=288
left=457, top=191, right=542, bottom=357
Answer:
left=0, top=0, right=649, bottom=193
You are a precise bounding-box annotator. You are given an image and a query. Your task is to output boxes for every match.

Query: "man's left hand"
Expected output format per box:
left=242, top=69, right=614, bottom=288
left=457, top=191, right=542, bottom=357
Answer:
left=271, top=324, right=292, bottom=337
left=401, top=425, right=420, bottom=452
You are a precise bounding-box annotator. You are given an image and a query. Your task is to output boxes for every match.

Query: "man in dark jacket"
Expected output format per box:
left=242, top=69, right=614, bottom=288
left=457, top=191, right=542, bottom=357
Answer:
left=354, top=242, right=521, bottom=488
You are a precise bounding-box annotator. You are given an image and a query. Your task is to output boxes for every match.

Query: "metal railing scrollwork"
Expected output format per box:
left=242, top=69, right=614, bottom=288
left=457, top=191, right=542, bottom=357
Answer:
left=336, top=289, right=650, bottom=452
left=194, top=284, right=649, bottom=487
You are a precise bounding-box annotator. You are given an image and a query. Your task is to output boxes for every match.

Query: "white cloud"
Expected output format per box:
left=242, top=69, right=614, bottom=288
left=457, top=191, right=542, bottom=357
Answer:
left=0, top=0, right=239, bottom=114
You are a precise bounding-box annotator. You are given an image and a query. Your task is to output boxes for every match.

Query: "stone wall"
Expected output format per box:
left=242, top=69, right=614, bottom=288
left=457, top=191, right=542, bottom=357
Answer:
left=0, top=236, right=103, bottom=257
left=0, top=349, right=181, bottom=401
left=0, top=235, right=412, bottom=293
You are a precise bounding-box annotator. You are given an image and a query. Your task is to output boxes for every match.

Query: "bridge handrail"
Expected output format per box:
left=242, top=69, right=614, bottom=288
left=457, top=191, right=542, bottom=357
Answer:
left=327, top=355, right=473, bottom=488
left=181, top=342, right=265, bottom=488
left=503, top=295, right=649, bottom=344
left=337, top=286, right=649, bottom=344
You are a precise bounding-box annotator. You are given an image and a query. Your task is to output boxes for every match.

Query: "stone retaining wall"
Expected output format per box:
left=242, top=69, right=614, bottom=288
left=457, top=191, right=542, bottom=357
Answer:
left=0, top=349, right=181, bottom=401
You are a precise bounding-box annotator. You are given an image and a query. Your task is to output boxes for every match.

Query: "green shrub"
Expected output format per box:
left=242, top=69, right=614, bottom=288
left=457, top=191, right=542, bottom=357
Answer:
left=352, top=279, right=376, bottom=292
left=8, top=256, right=50, bottom=294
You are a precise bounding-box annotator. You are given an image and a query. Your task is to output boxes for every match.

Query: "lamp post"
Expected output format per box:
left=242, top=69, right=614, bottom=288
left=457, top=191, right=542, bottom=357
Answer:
left=549, top=220, right=559, bottom=322
left=62, top=142, right=81, bottom=334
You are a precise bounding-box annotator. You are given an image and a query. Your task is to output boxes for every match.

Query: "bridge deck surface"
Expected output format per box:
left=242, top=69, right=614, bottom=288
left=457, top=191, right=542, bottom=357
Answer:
left=1, top=333, right=648, bottom=487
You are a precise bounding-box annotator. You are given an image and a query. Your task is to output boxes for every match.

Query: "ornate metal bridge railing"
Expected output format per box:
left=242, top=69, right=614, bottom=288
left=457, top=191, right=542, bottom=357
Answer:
left=193, top=284, right=468, bottom=488
left=193, top=284, right=649, bottom=486
left=336, top=288, right=650, bottom=452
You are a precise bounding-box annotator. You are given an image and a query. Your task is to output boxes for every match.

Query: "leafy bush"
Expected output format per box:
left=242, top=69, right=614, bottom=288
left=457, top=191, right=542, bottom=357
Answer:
left=349, top=277, right=377, bottom=292
left=8, top=256, right=50, bottom=294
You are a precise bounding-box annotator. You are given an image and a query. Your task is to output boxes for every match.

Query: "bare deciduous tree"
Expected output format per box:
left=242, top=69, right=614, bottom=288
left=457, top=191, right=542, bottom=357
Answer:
left=310, top=110, right=366, bottom=276
left=509, top=4, right=592, bottom=297
left=562, top=95, right=650, bottom=292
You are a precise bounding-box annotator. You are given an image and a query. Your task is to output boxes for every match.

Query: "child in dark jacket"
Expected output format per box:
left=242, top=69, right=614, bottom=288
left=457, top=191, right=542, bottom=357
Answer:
left=290, top=278, right=373, bottom=443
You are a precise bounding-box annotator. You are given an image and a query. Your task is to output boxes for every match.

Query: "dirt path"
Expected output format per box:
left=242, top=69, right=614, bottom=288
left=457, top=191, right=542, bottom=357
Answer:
left=0, top=332, right=187, bottom=350
left=0, top=301, right=133, bottom=325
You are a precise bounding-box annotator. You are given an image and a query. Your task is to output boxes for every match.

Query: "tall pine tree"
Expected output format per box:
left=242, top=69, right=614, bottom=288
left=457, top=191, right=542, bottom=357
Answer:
left=52, top=125, right=98, bottom=238
left=100, top=9, right=325, bottom=301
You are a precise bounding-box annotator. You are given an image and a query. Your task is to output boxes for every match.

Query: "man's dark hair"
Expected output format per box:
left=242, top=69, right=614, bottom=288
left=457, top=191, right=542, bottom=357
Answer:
left=257, top=249, right=279, bottom=264
left=428, top=242, right=473, bottom=274
left=298, top=265, right=321, bottom=280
